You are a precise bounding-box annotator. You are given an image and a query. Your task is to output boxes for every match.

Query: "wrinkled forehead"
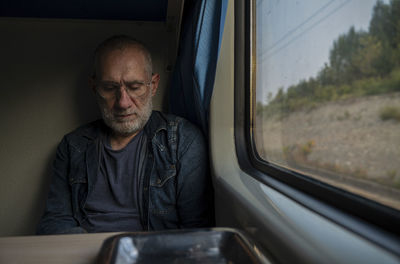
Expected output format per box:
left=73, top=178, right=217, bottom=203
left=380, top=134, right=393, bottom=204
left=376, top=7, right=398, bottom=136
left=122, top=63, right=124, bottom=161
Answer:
left=95, top=45, right=152, bottom=78
left=96, top=46, right=150, bottom=80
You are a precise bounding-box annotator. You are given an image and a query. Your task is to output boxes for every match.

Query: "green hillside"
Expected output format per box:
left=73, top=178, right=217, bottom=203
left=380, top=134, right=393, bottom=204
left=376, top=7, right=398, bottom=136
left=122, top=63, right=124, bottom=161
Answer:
left=257, top=0, right=400, bottom=118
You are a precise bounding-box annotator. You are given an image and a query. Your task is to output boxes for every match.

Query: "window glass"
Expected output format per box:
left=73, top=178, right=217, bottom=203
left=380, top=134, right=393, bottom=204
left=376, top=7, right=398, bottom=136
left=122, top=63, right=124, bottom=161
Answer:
left=254, top=0, right=400, bottom=210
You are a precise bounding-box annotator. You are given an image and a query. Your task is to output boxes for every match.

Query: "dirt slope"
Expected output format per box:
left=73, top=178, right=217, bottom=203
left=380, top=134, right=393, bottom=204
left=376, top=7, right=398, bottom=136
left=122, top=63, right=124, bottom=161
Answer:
left=255, top=93, right=400, bottom=208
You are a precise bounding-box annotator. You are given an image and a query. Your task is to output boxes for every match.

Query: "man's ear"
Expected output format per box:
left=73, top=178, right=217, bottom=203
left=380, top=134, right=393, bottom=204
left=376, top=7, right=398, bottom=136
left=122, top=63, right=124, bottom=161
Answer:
left=151, top=73, right=160, bottom=97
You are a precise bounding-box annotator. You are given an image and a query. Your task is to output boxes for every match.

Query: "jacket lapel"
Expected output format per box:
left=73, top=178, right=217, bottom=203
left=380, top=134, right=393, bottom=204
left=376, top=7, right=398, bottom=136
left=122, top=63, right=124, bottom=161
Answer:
left=85, top=139, right=99, bottom=195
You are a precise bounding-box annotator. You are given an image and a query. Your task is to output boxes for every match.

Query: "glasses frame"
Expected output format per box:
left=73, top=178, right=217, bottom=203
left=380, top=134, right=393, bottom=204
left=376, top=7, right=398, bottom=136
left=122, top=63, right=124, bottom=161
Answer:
left=95, top=79, right=152, bottom=100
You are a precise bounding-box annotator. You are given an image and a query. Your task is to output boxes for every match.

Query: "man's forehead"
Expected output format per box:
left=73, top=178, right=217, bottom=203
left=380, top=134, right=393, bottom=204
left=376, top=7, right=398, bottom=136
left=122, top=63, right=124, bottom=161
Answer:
left=102, top=46, right=146, bottom=62
left=97, top=47, right=147, bottom=76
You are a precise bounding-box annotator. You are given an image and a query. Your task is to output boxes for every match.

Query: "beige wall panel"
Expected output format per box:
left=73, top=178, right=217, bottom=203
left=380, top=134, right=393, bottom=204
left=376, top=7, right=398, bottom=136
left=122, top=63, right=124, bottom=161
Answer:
left=0, top=18, right=170, bottom=236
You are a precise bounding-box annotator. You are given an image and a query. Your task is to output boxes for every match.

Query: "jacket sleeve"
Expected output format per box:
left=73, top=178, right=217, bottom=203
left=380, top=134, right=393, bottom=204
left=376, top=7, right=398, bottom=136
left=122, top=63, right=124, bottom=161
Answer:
left=36, top=136, right=87, bottom=235
left=176, top=122, right=214, bottom=228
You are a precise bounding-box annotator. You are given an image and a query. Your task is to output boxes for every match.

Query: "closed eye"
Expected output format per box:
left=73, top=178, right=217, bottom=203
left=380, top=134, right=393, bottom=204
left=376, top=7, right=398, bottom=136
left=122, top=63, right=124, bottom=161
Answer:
left=99, top=82, right=119, bottom=91
left=125, top=81, right=147, bottom=90
left=126, top=84, right=142, bottom=90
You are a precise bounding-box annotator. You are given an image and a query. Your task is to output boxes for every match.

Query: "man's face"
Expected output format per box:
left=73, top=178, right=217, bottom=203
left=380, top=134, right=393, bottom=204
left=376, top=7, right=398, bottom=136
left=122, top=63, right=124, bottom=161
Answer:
left=93, top=47, right=159, bottom=136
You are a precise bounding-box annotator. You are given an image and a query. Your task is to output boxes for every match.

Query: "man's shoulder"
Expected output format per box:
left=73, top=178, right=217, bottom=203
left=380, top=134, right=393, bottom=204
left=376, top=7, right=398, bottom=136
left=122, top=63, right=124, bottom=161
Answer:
left=149, top=112, right=205, bottom=155
left=149, top=111, right=202, bottom=138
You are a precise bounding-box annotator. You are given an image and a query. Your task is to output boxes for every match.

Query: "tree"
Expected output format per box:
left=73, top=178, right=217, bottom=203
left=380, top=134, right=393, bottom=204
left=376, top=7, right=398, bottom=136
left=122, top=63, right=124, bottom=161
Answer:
left=369, top=0, right=391, bottom=44
left=328, top=27, right=366, bottom=84
left=351, top=35, right=382, bottom=77
left=368, top=0, right=400, bottom=75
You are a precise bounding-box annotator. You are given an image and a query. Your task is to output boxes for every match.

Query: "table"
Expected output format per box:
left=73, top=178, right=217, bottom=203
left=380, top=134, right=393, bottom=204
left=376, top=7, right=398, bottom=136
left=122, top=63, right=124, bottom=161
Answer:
left=0, top=232, right=120, bottom=264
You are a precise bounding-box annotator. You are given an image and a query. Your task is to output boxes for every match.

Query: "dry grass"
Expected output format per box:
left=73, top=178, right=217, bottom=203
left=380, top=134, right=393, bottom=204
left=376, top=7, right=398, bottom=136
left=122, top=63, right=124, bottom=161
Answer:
left=380, top=106, right=400, bottom=122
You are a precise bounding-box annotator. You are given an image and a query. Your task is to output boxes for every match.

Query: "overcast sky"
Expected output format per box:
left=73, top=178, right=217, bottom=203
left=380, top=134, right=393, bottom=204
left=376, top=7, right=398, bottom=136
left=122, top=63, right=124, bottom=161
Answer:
left=256, top=0, right=388, bottom=103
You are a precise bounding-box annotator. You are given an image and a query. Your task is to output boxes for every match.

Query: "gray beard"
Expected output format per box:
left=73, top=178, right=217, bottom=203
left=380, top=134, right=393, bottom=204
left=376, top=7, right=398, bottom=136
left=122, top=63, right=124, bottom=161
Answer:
left=98, top=95, right=153, bottom=136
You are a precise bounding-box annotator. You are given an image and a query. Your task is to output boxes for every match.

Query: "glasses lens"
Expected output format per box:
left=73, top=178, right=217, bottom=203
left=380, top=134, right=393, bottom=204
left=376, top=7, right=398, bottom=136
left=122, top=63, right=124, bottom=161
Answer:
left=97, top=83, right=118, bottom=99
left=125, top=82, right=148, bottom=97
left=96, top=81, right=150, bottom=99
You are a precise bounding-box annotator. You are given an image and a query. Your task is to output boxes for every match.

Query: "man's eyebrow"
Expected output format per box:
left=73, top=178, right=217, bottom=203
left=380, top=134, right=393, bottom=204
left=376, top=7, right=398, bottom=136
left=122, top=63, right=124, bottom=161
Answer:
left=98, top=80, right=119, bottom=84
left=124, top=80, right=147, bottom=85
left=98, top=80, right=146, bottom=85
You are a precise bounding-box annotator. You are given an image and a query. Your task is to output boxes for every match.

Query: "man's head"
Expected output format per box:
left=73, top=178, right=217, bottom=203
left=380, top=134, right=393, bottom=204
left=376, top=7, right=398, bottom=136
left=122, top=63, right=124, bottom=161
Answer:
left=91, top=35, right=159, bottom=136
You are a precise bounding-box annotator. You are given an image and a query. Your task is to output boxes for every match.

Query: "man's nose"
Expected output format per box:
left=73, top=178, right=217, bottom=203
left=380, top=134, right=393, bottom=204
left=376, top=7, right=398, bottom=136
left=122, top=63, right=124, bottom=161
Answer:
left=116, top=87, right=133, bottom=109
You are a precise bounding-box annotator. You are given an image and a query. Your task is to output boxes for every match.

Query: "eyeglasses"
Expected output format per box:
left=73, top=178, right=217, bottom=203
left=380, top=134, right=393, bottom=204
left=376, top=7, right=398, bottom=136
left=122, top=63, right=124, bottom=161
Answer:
left=95, top=80, right=151, bottom=100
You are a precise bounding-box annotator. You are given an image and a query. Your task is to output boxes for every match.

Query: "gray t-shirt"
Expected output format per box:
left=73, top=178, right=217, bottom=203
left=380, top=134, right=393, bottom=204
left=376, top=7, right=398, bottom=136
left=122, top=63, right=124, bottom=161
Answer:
left=82, top=130, right=144, bottom=233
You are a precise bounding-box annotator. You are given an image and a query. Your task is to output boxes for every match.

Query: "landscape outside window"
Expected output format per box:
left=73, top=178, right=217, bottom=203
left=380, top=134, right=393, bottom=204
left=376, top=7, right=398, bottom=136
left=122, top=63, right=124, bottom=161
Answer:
left=254, top=0, right=400, bottom=210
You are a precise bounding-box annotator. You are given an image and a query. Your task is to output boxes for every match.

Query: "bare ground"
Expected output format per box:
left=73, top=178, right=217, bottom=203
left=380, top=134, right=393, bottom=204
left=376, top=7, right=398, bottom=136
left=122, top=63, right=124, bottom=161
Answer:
left=255, top=93, right=400, bottom=209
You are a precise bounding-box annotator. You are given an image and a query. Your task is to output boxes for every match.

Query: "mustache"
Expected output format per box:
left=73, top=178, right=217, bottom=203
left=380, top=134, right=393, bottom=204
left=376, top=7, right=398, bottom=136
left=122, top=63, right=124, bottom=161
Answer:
left=112, top=110, right=137, bottom=115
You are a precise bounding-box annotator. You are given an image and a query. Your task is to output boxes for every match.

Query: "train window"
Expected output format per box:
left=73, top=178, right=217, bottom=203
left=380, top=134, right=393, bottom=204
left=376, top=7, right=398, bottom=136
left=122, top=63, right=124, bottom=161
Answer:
left=253, top=0, right=400, bottom=211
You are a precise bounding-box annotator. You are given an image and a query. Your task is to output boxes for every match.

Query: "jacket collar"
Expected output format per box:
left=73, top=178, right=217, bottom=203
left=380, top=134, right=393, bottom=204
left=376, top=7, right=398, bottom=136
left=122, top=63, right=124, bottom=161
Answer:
left=81, top=119, right=107, bottom=141
left=144, top=111, right=168, bottom=140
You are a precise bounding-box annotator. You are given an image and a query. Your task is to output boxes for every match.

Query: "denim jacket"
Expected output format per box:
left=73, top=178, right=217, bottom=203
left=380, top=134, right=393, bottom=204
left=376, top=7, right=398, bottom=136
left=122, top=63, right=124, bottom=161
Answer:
left=37, top=111, right=213, bottom=234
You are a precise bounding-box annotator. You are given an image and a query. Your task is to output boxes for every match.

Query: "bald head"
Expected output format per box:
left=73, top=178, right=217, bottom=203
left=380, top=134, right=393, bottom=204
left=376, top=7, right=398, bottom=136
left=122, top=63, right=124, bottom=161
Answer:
left=93, top=35, right=153, bottom=79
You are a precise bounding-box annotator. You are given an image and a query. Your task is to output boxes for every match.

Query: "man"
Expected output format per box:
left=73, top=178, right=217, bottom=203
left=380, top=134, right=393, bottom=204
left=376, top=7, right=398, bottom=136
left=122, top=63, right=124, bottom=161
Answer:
left=37, top=35, right=213, bottom=234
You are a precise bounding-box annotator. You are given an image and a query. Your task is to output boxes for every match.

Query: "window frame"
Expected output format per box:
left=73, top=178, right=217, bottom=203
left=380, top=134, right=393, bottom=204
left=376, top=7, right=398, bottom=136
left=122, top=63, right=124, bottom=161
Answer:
left=233, top=0, right=400, bottom=256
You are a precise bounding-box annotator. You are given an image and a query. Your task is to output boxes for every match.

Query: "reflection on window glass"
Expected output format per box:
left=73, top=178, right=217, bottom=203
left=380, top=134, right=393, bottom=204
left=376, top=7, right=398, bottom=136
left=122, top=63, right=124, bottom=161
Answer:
left=254, top=0, right=400, bottom=210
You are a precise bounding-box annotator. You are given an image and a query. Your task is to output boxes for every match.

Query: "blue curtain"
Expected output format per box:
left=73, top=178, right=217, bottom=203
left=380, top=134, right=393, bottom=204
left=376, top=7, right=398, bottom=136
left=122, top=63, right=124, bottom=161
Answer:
left=169, top=0, right=228, bottom=137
